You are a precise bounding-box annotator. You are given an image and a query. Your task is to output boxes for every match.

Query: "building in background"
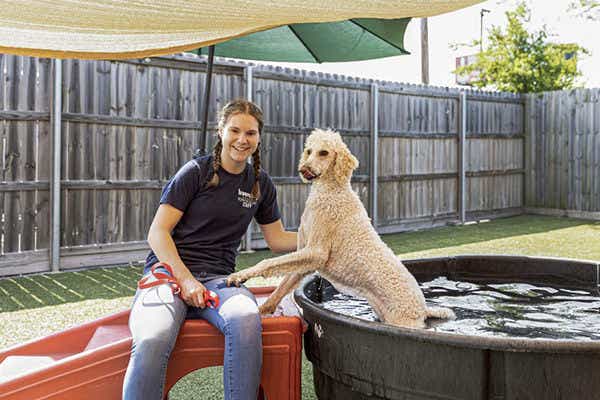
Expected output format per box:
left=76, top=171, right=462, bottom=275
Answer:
left=455, top=54, right=479, bottom=86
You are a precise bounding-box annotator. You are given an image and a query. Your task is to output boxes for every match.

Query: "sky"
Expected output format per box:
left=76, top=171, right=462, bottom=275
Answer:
left=255, top=0, right=600, bottom=89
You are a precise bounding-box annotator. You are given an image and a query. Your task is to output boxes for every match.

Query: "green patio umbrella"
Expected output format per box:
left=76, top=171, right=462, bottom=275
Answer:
left=194, top=18, right=410, bottom=63
left=190, top=17, right=411, bottom=152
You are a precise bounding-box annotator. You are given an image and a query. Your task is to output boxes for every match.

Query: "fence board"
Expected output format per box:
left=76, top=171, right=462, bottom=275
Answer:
left=467, top=174, right=523, bottom=212
left=526, top=88, right=600, bottom=213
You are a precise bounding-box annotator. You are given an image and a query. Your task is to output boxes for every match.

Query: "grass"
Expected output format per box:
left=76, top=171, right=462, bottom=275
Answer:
left=1, top=215, right=599, bottom=399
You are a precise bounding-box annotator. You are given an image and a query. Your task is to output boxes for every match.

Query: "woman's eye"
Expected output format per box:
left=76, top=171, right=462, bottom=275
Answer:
left=319, top=150, right=329, bottom=157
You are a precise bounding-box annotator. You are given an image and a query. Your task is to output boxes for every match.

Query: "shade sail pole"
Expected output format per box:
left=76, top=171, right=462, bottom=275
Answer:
left=201, top=45, right=215, bottom=154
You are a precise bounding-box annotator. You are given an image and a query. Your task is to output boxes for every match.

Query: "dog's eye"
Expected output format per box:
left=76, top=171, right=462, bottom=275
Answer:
left=318, top=150, right=329, bottom=157
left=306, top=149, right=312, bottom=155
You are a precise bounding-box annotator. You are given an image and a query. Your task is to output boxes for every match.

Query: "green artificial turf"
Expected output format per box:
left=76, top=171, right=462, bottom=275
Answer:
left=1, top=215, right=599, bottom=399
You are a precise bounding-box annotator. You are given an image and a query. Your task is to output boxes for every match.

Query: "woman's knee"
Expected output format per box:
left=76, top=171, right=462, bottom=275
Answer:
left=220, top=294, right=262, bottom=339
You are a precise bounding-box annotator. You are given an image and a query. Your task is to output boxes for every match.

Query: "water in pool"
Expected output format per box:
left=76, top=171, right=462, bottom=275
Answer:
left=320, top=277, right=600, bottom=340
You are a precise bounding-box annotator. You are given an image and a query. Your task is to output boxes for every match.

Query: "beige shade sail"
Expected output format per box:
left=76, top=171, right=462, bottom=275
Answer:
left=0, top=0, right=481, bottom=60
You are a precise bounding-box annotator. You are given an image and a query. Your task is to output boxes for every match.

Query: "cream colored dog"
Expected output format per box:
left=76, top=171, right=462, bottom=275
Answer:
left=227, top=129, right=454, bottom=328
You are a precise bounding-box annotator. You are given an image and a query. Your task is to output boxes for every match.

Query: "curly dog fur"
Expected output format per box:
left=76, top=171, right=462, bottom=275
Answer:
left=228, top=129, right=454, bottom=328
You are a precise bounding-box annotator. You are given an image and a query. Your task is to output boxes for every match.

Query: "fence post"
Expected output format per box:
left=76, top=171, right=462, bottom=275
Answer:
left=523, top=94, right=531, bottom=210
left=370, top=83, right=379, bottom=228
left=458, top=91, right=467, bottom=224
left=243, top=65, right=254, bottom=252
left=50, top=59, right=62, bottom=272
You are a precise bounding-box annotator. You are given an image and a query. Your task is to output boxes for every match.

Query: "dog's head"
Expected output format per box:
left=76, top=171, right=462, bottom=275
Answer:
left=298, top=129, right=359, bottom=185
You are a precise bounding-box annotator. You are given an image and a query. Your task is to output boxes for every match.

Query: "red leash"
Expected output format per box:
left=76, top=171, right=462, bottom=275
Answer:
left=138, top=262, right=220, bottom=309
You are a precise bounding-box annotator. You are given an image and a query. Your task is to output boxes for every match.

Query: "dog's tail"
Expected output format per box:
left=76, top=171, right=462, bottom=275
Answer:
left=426, top=306, right=455, bottom=320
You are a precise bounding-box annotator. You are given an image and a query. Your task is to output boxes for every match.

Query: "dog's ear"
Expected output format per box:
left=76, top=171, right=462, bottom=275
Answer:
left=333, top=139, right=359, bottom=185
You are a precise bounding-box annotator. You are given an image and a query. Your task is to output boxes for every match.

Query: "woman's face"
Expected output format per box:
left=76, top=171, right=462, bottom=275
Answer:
left=218, top=112, right=260, bottom=171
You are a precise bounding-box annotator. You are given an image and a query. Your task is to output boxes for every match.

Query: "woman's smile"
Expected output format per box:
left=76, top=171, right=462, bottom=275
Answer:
left=232, top=144, right=250, bottom=153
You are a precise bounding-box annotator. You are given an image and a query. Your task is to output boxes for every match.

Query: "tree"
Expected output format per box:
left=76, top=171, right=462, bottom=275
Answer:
left=455, top=2, right=587, bottom=93
left=568, top=0, right=600, bottom=20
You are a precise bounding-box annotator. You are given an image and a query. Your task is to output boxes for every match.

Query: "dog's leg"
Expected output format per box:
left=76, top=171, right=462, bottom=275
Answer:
left=227, top=247, right=327, bottom=287
left=258, top=272, right=308, bottom=315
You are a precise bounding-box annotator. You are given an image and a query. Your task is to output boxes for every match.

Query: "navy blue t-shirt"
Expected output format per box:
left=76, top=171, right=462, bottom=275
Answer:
left=145, top=155, right=281, bottom=277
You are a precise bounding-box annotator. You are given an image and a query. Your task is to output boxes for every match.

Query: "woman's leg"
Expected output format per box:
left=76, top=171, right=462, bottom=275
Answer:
left=122, top=275, right=187, bottom=400
left=193, top=278, right=263, bottom=400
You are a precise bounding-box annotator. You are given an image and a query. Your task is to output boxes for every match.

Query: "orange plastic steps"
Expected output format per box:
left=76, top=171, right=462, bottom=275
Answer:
left=0, top=287, right=304, bottom=400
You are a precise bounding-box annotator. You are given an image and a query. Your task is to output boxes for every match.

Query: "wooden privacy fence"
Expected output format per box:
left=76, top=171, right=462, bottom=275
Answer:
left=0, top=53, right=525, bottom=277
left=525, top=88, right=600, bottom=219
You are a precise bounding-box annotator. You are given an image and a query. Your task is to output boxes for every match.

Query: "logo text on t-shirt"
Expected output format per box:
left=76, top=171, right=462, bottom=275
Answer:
left=237, top=189, right=257, bottom=209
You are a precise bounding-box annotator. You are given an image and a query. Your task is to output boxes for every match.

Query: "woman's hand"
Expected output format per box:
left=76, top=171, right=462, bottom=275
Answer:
left=179, top=274, right=207, bottom=308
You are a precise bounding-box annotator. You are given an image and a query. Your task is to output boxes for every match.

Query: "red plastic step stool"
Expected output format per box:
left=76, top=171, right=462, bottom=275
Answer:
left=0, top=287, right=304, bottom=400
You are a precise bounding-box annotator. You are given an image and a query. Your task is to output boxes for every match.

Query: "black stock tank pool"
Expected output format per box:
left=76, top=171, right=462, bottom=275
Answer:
left=293, top=256, right=600, bottom=400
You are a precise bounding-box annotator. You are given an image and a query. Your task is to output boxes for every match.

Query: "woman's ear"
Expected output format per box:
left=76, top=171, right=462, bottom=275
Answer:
left=333, top=142, right=359, bottom=185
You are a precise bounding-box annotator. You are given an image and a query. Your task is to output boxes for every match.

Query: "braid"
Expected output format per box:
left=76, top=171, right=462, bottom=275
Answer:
left=206, top=139, right=222, bottom=188
left=251, top=146, right=261, bottom=200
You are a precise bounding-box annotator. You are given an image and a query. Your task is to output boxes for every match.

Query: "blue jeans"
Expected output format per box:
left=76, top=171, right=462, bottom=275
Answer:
left=122, top=273, right=263, bottom=400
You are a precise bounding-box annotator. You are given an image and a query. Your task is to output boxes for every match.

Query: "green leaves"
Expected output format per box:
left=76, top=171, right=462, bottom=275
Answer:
left=568, top=0, right=600, bottom=20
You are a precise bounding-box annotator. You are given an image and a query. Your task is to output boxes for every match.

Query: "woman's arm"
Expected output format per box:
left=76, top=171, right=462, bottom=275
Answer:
left=147, top=203, right=208, bottom=308
left=259, top=219, right=297, bottom=253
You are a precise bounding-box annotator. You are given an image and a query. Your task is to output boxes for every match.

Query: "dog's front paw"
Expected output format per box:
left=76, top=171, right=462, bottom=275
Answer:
left=258, top=301, right=277, bottom=315
left=226, top=272, right=247, bottom=287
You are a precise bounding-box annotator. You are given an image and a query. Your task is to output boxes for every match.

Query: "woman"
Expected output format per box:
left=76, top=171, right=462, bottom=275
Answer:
left=122, top=99, right=297, bottom=400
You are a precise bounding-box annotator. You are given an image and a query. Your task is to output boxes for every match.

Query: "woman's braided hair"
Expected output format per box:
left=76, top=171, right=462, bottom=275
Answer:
left=206, top=99, right=264, bottom=200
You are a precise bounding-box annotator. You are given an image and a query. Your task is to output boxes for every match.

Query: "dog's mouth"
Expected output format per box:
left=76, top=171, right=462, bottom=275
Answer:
left=299, top=167, right=320, bottom=181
